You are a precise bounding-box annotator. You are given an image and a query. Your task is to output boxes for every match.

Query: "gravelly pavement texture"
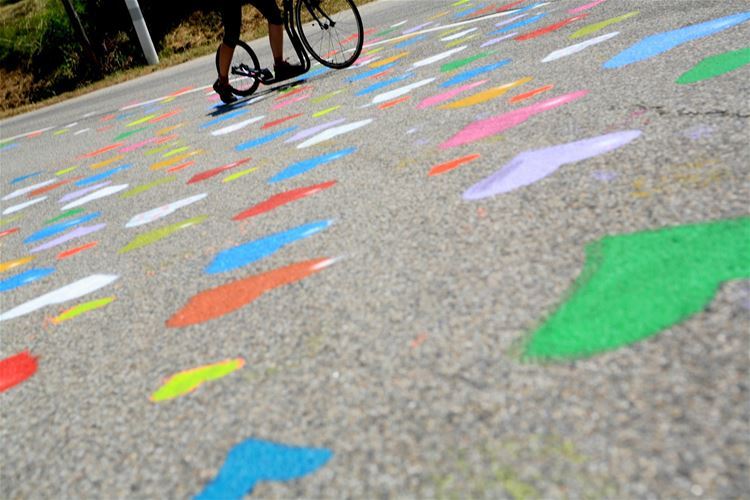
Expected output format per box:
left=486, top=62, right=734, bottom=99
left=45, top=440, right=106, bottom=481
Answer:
left=1, top=0, right=749, bottom=498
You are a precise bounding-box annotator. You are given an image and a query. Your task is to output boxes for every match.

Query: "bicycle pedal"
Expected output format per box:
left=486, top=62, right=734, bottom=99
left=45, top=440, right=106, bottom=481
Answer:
left=232, top=63, right=252, bottom=77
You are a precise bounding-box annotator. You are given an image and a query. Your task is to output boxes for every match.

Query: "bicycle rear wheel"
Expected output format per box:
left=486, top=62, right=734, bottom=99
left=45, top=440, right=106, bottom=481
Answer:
left=215, top=40, right=261, bottom=97
left=295, top=0, right=364, bottom=69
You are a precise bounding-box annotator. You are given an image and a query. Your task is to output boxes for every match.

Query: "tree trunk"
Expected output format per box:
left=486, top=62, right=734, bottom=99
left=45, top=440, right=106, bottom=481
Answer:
left=58, top=0, right=102, bottom=76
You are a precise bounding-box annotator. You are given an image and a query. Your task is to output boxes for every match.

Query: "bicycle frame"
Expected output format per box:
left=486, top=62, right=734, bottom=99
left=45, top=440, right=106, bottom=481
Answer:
left=232, top=0, right=314, bottom=86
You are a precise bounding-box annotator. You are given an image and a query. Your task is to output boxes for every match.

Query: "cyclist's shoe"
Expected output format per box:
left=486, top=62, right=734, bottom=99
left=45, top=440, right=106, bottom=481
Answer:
left=213, top=78, right=237, bottom=104
left=274, top=60, right=306, bottom=81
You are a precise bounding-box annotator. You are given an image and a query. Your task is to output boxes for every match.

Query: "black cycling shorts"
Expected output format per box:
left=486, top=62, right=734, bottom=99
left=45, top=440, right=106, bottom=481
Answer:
left=222, top=0, right=283, bottom=48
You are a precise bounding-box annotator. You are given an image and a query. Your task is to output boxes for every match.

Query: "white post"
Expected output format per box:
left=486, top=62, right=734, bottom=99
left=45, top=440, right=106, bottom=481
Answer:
left=124, top=0, right=159, bottom=65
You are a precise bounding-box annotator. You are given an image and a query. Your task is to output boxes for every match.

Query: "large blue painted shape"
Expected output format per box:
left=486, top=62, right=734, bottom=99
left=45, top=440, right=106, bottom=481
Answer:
left=348, top=62, right=398, bottom=82
left=604, top=11, right=750, bottom=69
left=75, top=164, right=133, bottom=187
left=268, top=147, right=356, bottom=184
left=199, top=109, right=249, bottom=129
left=24, top=212, right=101, bottom=244
left=205, top=220, right=331, bottom=274
left=395, top=34, right=427, bottom=49
left=194, top=439, right=333, bottom=500
left=489, top=13, right=546, bottom=36
left=10, top=172, right=40, bottom=184
left=235, top=126, right=298, bottom=151
left=0, top=268, right=55, bottom=293
left=304, top=66, right=332, bottom=79
left=355, top=73, right=413, bottom=96
left=439, top=59, right=511, bottom=87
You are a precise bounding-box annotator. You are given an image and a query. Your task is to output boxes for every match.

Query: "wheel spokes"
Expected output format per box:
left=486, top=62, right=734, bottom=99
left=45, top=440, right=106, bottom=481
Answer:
left=299, top=0, right=361, bottom=67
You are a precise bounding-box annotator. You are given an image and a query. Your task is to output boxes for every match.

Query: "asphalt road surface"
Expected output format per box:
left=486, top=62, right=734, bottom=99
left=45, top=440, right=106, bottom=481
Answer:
left=1, top=0, right=749, bottom=498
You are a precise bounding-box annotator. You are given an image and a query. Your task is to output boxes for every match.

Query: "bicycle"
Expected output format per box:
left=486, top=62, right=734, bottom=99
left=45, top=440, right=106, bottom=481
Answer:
left=216, top=0, right=364, bottom=98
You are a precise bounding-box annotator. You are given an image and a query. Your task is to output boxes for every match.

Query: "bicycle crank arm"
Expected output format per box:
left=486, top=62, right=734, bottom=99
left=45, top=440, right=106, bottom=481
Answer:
left=230, top=63, right=256, bottom=78
left=231, top=64, right=274, bottom=82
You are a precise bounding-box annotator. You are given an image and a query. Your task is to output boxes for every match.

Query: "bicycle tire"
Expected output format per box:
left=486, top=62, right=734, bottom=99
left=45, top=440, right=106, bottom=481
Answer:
left=214, top=40, right=261, bottom=97
left=295, top=0, right=364, bottom=69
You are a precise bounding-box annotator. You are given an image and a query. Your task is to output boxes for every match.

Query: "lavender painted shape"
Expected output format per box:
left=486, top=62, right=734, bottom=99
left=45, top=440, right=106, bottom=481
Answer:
left=58, top=182, right=112, bottom=204
left=682, top=124, right=715, bottom=140
left=592, top=171, right=619, bottom=182
left=480, top=33, right=517, bottom=47
left=463, top=130, right=641, bottom=200
left=30, top=224, right=106, bottom=253
left=284, top=119, right=346, bottom=143
left=403, top=21, right=434, bottom=35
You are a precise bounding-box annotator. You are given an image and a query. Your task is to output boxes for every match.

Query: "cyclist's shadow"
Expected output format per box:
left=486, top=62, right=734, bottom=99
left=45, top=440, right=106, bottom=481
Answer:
left=206, top=77, right=312, bottom=117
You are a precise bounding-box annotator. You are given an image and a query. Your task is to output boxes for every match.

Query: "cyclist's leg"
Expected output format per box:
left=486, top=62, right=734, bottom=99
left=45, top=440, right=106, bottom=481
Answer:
left=215, top=0, right=241, bottom=103
left=218, top=0, right=242, bottom=82
left=247, top=0, right=285, bottom=62
left=269, top=24, right=284, bottom=62
left=248, top=0, right=304, bottom=79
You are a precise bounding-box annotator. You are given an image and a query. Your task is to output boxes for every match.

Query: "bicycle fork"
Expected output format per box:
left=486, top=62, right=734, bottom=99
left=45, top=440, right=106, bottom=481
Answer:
left=303, top=0, right=337, bottom=31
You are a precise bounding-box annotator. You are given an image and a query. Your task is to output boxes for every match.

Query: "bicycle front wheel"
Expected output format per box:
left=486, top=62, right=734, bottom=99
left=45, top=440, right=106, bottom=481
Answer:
left=295, top=0, right=364, bottom=69
left=215, top=40, right=261, bottom=97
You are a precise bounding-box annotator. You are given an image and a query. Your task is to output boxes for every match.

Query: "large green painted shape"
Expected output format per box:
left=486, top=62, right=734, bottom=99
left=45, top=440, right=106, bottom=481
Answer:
left=524, top=218, right=750, bottom=360
left=677, top=47, right=750, bottom=84
left=151, top=358, right=244, bottom=402
left=441, top=51, right=495, bottom=73
left=118, top=215, right=207, bottom=253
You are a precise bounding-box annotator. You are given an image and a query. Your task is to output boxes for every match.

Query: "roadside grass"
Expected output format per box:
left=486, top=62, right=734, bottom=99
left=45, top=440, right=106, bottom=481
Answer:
left=1, top=44, right=216, bottom=119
